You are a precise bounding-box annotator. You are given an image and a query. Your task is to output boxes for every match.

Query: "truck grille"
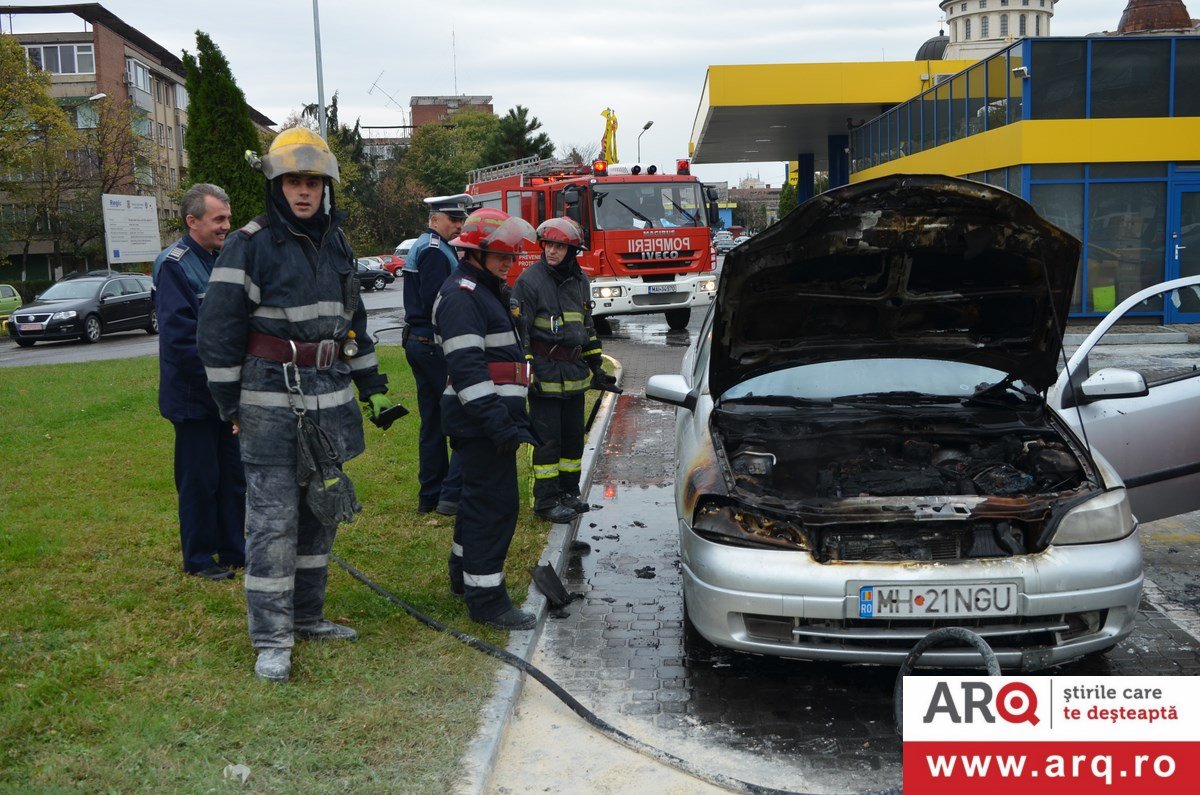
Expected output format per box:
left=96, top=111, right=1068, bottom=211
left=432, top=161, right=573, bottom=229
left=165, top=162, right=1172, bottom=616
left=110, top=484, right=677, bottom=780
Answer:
left=617, top=252, right=699, bottom=270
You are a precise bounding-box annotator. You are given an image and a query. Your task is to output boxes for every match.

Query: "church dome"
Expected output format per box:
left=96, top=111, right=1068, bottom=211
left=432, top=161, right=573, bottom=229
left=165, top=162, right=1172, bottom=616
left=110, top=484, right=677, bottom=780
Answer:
left=916, top=29, right=949, bottom=60
left=1118, top=0, right=1193, bottom=33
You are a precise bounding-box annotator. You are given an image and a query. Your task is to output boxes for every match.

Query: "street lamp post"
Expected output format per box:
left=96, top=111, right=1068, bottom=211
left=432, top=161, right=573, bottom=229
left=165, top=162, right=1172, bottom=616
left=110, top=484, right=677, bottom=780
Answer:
left=637, top=120, right=654, bottom=162
left=312, top=0, right=328, bottom=139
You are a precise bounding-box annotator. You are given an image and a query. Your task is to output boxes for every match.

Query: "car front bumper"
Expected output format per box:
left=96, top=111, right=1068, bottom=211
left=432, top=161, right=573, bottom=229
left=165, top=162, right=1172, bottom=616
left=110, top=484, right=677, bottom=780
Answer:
left=680, top=523, right=1142, bottom=670
left=5, top=317, right=85, bottom=341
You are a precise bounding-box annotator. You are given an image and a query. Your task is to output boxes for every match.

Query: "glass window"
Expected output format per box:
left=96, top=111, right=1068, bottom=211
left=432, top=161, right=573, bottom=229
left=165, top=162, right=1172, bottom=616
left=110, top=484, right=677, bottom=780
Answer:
left=949, top=74, right=968, bottom=141
left=593, top=182, right=707, bottom=230
left=1090, top=163, right=1167, bottom=179
left=175, top=84, right=189, bottom=109
left=42, top=45, right=60, bottom=72
left=76, top=44, right=93, bottom=73
left=981, top=16, right=990, bottom=36
left=1000, top=14, right=1009, bottom=36
left=1036, top=14, right=1041, bottom=35
left=25, top=46, right=42, bottom=70
left=966, top=62, right=987, bottom=134
left=898, top=102, right=911, bottom=158
left=962, top=2, right=967, bottom=9
left=935, top=82, right=951, bottom=147
left=1019, top=14, right=1027, bottom=35
left=1007, top=166, right=1023, bottom=195
left=1030, top=163, right=1084, bottom=180
left=1174, top=39, right=1200, bottom=116
left=986, top=53, right=1009, bottom=128
left=1030, top=183, right=1085, bottom=311
left=1091, top=40, right=1170, bottom=118
left=76, top=103, right=99, bottom=130
left=980, top=0, right=987, bottom=7
left=1030, top=40, right=1086, bottom=119
left=101, top=280, right=122, bottom=299
left=1001, top=0, right=1008, bottom=5
left=920, top=91, right=936, bottom=152
left=965, top=18, right=972, bottom=40
left=1007, top=49, right=1025, bottom=120
left=1087, top=182, right=1167, bottom=310
left=167, top=126, right=173, bottom=149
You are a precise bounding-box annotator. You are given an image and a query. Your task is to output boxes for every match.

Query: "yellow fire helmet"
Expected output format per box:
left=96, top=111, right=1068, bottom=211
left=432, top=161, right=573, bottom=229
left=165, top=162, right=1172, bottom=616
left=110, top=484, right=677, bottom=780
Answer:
left=256, top=127, right=340, bottom=182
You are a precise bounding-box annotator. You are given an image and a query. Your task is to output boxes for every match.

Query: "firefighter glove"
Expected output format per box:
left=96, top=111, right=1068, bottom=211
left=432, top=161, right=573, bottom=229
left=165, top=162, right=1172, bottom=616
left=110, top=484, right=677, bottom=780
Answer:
left=590, top=364, right=616, bottom=389
left=367, top=393, right=394, bottom=420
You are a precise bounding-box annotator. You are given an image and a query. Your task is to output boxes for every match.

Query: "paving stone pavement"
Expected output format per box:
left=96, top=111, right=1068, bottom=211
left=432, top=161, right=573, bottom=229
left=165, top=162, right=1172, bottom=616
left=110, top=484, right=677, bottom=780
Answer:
left=492, top=314, right=1200, bottom=793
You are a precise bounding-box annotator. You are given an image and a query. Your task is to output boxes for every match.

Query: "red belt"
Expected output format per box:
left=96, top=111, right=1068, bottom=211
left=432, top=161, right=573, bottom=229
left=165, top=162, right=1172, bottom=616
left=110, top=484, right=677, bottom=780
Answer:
left=247, top=331, right=341, bottom=370
left=487, top=361, right=531, bottom=386
left=530, top=340, right=582, bottom=362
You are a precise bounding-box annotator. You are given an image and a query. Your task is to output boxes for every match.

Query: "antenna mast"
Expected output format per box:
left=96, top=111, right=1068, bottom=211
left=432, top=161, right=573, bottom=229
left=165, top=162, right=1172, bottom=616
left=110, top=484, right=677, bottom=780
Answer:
left=452, top=25, right=458, bottom=95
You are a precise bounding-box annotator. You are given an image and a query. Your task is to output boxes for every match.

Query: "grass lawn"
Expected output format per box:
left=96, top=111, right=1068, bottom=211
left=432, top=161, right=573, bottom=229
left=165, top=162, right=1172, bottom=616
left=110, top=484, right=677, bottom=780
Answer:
left=0, top=345, right=568, bottom=792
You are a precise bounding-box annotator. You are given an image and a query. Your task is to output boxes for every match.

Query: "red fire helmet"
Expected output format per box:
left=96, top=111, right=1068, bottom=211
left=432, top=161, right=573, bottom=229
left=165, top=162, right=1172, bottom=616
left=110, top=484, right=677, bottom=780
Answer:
left=450, top=207, right=537, bottom=255
left=535, top=217, right=586, bottom=250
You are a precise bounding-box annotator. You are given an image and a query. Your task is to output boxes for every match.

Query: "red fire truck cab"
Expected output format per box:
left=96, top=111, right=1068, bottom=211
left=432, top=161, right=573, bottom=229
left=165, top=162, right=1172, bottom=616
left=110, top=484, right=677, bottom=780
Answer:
left=465, top=156, right=720, bottom=331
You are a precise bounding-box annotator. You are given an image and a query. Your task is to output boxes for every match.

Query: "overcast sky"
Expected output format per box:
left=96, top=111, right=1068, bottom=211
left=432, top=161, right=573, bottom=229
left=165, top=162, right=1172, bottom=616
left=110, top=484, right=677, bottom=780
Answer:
left=5, top=0, right=1138, bottom=186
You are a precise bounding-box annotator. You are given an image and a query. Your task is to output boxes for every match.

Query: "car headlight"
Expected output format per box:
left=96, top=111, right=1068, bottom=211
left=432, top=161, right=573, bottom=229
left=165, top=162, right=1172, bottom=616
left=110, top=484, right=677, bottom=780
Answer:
left=1050, top=488, right=1134, bottom=545
left=699, top=278, right=717, bottom=292
left=692, top=501, right=810, bottom=551
left=593, top=286, right=624, bottom=299
left=51, top=310, right=77, bottom=321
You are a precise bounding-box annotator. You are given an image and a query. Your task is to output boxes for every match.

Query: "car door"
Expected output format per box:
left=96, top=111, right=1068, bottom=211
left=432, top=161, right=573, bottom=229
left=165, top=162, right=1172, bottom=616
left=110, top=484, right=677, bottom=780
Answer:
left=120, top=277, right=152, bottom=326
left=1047, top=275, right=1200, bottom=522
left=98, top=278, right=127, bottom=328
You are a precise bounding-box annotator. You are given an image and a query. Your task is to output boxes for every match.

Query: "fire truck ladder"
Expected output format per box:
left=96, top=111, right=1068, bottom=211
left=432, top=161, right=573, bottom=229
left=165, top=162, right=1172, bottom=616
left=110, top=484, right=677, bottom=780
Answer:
left=467, top=156, right=585, bottom=185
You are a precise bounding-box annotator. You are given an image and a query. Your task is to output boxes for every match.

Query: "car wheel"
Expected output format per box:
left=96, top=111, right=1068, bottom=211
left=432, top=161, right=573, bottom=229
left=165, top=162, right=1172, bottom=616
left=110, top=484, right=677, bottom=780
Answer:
left=373, top=276, right=387, bottom=291
left=146, top=307, right=159, bottom=335
left=13, top=337, right=34, bottom=348
left=665, top=308, right=691, bottom=331
left=81, top=314, right=102, bottom=344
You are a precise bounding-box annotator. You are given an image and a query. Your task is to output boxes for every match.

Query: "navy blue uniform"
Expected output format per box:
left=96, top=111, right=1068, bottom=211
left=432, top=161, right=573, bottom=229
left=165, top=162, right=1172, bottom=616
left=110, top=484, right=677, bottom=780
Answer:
left=197, top=205, right=387, bottom=650
left=434, top=259, right=537, bottom=621
left=402, top=230, right=462, bottom=510
left=153, top=235, right=246, bottom=573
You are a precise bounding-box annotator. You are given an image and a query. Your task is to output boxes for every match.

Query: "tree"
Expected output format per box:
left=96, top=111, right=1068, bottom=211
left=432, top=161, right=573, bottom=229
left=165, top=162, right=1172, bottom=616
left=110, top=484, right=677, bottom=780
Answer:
left=558, top=139, right=600, bottom=165
left=399, top=109, right=499, bottom=197
left=481, top=105, right=554, bottom=165
left=182, top=31, right=263, bottom=227
left=777, top=180, right=798, bottom=218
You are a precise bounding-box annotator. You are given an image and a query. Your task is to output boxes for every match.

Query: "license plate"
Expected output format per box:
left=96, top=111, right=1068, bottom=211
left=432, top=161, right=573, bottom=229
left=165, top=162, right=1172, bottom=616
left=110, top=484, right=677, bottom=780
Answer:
left=647, top=284, right=674, bottom=294
left=857, top=582, right=1017, bottom=619
left=18, top=323, right=44, bottom=331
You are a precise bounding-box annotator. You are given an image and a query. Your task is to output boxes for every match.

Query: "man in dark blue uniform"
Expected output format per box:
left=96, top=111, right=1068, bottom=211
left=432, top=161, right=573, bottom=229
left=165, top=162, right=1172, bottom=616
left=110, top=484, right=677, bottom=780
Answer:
left=435, top=208, right=540, bottom=631
left=402, top=194, right=470, bottom=515
left=153, top=183, right=245, bottom=581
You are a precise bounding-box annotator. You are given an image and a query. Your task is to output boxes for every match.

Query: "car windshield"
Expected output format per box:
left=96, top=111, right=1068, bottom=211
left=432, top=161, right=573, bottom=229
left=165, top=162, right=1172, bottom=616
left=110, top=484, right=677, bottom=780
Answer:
left=39, top=280, right=102, bottom=300
left=593, top=182, right=706, bottom=230
left=721, top=358, right=1021, bottom=403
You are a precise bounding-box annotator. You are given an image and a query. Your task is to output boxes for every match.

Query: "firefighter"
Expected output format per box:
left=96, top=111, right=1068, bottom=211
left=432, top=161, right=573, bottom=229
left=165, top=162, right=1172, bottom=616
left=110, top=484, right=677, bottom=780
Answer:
left=401, top=194, right=470, bottom=515
left=435, top=207, right=540, bottom=631
left=512, top=217, right=605, bottom=523
left=197, top=127, right=398, bottom=683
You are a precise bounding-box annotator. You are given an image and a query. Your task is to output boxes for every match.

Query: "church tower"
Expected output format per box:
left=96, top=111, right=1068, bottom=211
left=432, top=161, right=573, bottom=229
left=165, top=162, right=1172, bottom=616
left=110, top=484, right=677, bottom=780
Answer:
left=939, top=0, right=1057, bottom=61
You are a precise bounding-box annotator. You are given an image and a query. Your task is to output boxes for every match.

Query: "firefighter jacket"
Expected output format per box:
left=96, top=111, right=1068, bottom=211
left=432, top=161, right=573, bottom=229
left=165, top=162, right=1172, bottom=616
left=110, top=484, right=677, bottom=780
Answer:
left=196, top=205, right=387, bottom=466
left=402, top=229, right=458, bottom=337
left=511, top=255, right=602, bottom=397
left=434, top=259, right=537, bottom=448
left=153, top=234, right=222, bottom=422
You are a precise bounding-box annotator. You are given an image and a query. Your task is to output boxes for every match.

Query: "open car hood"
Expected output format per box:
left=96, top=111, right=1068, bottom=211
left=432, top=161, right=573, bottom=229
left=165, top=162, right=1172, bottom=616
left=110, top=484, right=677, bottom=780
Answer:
left=711, top=175, right=1081, bottom=398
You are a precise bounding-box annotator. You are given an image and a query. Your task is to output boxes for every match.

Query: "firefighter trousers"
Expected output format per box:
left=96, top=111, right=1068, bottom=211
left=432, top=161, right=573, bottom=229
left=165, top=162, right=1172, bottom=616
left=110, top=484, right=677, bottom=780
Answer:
left=529, top=393, right=585, bottom=513
left=448, top=435, right=519, bottom=621
left=173, top=419, right=246, bottom=573
left=405, top=336, right=462, bottom=508
left=243, top=463, right=338, bottom=649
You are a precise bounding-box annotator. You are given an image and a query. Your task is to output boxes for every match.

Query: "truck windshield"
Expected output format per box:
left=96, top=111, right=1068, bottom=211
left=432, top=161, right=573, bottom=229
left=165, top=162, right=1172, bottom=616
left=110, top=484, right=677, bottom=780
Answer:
left=592, top=182, right=706, bottom=231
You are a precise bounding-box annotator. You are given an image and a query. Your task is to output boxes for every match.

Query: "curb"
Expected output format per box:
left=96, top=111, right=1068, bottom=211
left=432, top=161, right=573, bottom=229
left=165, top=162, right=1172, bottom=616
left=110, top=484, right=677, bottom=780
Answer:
left=455, top=356, right=624, bottom=795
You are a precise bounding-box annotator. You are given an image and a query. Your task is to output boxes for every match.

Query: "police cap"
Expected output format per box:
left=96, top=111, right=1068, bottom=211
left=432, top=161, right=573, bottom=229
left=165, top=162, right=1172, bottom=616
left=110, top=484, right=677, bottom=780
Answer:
left=424, top=193, right=472, bottom=220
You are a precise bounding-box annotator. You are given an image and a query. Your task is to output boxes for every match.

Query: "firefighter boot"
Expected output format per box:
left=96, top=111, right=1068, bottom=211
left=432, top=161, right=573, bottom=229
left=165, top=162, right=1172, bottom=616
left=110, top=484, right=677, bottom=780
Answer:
left=295, top=619, right=359, bottom=641
left=535, top=501, right=577, bottom=524
left=254, top=648, right=291, bottom=683
left=481, top=607, right=537, bottom=631
left=560, top=494, right=590, bottom=514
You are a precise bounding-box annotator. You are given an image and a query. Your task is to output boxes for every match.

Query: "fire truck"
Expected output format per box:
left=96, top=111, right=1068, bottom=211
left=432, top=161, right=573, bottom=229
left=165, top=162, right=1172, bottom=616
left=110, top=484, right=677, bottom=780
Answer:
left=464, top=156, right=720, bottom=331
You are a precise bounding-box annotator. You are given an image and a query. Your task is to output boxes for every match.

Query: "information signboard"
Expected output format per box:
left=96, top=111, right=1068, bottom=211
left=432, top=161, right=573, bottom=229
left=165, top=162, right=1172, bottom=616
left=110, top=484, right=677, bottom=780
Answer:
left=101, top=194, right=161, bottom=265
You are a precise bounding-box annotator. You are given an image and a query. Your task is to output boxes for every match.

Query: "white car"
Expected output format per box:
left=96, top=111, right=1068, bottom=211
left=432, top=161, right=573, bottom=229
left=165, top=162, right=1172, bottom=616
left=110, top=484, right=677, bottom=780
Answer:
left=646, top=175, right=1200, bottom=670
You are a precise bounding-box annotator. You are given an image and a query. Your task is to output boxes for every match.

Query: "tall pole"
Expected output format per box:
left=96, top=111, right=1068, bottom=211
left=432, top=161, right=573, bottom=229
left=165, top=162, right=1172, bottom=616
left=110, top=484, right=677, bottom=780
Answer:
left=637, top=120, right=654, bottom=163
left=312, top=0, right=328, bottom=138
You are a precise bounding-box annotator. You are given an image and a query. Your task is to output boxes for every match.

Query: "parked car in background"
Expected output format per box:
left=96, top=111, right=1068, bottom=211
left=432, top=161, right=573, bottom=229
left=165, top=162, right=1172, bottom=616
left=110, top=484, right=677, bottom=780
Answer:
left=731, top=235, right=751, bottom=247
left=355, top=258, right=395, bottom=292
left=714, top=230, right=736, bottom=254
left=0, top=284, right=21, bottom=328
left=646, top=175, right=1200, bottom=670
left=373, top=254, right=405, bottom=276
left=5, top=271, right=157, bottom=346
left=393, top=237, right=419, bottom=268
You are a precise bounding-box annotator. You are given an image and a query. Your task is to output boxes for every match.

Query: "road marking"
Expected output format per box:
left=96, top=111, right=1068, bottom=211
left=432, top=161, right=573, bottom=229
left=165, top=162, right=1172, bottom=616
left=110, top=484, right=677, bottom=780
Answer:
left=1142, top=576, right=1200, bottom=645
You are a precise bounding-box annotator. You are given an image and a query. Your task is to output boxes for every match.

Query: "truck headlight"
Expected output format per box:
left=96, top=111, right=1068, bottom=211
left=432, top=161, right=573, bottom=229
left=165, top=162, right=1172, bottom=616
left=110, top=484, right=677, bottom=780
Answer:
left=1051, top=489, right=1134, bottom=545
left=51, top=310, right=77, bottom=321
left=699, top=278, right=717, bottom=292
left=594, top=286, right=624, bottom=299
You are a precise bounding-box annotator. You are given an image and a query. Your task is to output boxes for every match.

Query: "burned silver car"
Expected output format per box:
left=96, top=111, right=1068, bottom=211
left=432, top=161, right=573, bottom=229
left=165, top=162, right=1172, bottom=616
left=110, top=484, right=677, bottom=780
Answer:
left=646, top=175, right=1199, bottom=670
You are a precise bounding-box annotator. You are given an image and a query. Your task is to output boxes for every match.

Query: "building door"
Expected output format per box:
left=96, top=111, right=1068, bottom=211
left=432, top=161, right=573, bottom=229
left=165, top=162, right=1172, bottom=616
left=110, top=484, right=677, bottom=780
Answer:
left=1167, top=185, right=1200, bottom=323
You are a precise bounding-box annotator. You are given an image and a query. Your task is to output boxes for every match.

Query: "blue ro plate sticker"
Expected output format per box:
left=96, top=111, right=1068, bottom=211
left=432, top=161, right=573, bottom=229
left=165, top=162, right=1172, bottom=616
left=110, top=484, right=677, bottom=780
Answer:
left=859, top=586, right=875, bottom=618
